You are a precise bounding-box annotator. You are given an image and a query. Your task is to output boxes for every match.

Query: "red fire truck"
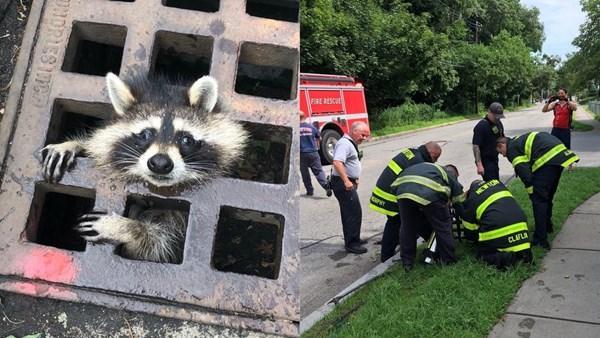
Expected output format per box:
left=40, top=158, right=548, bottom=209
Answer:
left=299, top=73, right=369, bottom=164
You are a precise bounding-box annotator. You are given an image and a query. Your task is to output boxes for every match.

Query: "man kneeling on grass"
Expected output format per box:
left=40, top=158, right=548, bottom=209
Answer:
left=460, top=179, right=532, bottom=270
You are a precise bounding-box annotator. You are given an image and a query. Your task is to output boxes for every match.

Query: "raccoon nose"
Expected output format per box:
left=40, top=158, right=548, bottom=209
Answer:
left=147, top=154, right=174, bottom=174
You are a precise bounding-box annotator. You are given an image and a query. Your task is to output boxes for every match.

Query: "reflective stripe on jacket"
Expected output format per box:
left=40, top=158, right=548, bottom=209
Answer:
left=461, top=180, right=530, bottom=252
left=369, top=146, right=432, bottom=216
left=507, top=132, right=579, bottom=191
left=392, top=162, right=465, bottom=206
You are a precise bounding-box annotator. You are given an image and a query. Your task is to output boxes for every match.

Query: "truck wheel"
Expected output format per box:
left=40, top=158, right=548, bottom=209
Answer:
left=320, top=129, right=341, bottom=164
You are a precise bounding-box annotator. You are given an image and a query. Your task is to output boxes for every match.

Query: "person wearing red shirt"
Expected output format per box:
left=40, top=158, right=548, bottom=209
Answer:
left=542, top=88, right=577, bottom=149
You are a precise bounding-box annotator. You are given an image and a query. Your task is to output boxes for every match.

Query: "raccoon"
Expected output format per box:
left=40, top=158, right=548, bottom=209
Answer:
left=40, top=73, right=248, bottom=263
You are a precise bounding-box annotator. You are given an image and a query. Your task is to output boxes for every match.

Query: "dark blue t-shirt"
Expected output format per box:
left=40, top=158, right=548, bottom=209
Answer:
left=300, top=122, right=320, bottom=153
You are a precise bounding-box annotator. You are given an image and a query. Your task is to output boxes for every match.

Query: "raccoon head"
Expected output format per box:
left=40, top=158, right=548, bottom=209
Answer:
left=86, top=73, right=248, bottom=187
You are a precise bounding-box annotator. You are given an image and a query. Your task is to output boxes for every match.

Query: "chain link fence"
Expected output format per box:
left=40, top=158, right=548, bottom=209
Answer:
left=589, top=101, right=600, bottom=115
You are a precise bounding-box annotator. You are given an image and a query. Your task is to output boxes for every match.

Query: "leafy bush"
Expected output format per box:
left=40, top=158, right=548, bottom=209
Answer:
left=375, top=102, right=449, bottom=129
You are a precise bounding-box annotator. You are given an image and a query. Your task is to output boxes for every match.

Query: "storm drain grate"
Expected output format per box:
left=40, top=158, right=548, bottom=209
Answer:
left=0, top=0, right=299, bottom=336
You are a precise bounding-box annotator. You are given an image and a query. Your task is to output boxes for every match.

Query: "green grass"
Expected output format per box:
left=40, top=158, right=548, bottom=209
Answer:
left=371, top=115, right=477, bottom=137
left=303, top=167, right=600, bottom=338
left=571, top=119, right=594, bottom=132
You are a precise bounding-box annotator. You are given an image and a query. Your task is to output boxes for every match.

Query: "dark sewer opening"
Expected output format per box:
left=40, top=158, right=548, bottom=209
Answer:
left=45, top=100, right=113, bottom=150
left=246, top=0, right=299, bottom=23
left=162, top=0, right=219, bottom=13
left=230, top=121, right=292, bottom=184
left=62, top=22, right=126, bottom=76
left=110, top=0, right=135, bottom=2
left=118, top=194, right=191, bottom=264
left=212, top=206, right=284, bottom=279
left=151, top=31, right=213, bottom=85
left=26, top=183, right=96, bottom=251
left=235, top=42, right=298, bottom=100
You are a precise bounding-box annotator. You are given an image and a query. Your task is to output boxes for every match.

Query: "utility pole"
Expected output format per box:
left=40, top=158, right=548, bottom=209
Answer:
left=474, top=19, right=480, bottom=115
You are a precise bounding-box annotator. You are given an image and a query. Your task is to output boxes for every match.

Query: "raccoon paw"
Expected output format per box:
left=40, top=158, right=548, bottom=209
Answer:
left=76, top=210, right=133, bottom=244
left=40, top=141, right=80, bottom=183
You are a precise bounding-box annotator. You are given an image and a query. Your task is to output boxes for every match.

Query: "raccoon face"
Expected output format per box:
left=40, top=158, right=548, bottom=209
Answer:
left=86, top=73, right=248, bottom=187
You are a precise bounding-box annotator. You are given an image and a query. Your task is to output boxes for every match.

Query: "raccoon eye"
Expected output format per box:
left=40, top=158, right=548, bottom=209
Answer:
left=180, top=135, right=194, bottom=147
left=137, top=128, right=155, bottom=141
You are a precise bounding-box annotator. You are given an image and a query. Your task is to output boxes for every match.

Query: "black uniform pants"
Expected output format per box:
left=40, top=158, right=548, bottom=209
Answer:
left=300, top=151, right=328, bottom=194
left=477, top=248, right=532, bottom=270
left=551, top=127, right=571, bottom=149
left=481, top=158, right=500, bottom=181
left=530, top=165, right=563, bottom=244
left=331, top=176, right=362, bottom=247
left=398, top=199, right=456, bottom=266
left=380, top=214, right=401, bottom=262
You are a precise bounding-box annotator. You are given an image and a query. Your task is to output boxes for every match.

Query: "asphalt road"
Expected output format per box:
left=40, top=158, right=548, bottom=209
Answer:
left=299, top=103, right=600, bottom=318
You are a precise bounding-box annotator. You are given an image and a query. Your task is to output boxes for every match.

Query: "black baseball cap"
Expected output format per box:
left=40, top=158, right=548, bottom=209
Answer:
left=489, top=102, right=505, bottom=119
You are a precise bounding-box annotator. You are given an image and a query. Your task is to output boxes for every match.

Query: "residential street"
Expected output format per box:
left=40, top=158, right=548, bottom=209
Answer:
left=300, top=103, right=600, bottom=318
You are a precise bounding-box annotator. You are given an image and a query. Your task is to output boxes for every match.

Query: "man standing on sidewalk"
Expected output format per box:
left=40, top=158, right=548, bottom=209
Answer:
left=473, top=102, right=505, bottom=181
left=331, top=121, right=370, bottom=254
left=496, top=132, right=580, bottom=249
left=369, top=142, right=442, bottom=262
left=299, top=111, right=330, bottom=196
left=542, top=88, right=577, bottom=149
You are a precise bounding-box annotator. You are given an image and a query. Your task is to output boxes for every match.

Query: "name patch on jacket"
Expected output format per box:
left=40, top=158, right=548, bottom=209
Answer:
left=475, top=179, right=500, bottom=195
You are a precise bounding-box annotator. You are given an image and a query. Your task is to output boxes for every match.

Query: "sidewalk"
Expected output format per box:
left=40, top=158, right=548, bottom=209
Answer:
left=489, top=193, right=600, bottom=337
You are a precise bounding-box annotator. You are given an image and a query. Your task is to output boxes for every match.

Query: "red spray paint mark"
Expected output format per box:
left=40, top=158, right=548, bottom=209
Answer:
left=21, top=248, right=78, bottom=284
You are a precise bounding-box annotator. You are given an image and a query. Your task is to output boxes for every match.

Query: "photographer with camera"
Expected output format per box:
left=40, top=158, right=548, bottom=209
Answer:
left=542, top=88, right=577, bottom=149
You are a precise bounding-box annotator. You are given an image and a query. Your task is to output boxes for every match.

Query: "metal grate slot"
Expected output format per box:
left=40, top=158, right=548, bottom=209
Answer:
left=235, top=42, right=298, bottom=100
left=230, top=121, right=291, bottom=184
left=151, top=31, right=214, bottom=85
left=212, top=206, right=284, bottom=279
left=26, top=183, right=96, bottom=252
left=162, top=0, right=219, bottom=13
left=62, top=22, right=127, bottom=76
left=246, top=0, right=299, bottom=23
left=119, top=194, right=191, bottom=264
left=45, top=100, right=113, bottom=151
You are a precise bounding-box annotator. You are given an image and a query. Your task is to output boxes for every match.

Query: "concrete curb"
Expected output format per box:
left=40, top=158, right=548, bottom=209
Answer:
left=299, top=251, right=400, bottom=334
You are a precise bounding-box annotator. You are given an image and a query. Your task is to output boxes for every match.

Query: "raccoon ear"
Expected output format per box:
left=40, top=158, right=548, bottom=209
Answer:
left=106, top=72, right=136, bottom=116
left=189, top=76, right=218, bottom=112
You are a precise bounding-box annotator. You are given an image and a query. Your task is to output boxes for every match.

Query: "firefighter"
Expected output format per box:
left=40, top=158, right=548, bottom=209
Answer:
left=391, top=162, right=465, bottom=271
left=473, top=102, right=505, bottom=181
left=496, top=132, right=580, bottom=249
left=460, top=179, right=532, bottom=269
left=369, top=142, right=442, bottom=262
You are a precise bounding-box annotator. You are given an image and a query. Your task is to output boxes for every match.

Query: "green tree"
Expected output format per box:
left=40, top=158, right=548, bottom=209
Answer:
left=301, top=0, right=459, bottom=109
left=567, top=0, right=600, bottom=97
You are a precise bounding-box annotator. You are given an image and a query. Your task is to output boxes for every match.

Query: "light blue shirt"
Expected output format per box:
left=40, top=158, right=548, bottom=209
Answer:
left=332, top=135, right=361, bottom=178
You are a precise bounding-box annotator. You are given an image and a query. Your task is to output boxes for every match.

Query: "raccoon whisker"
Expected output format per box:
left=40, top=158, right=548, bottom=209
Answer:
left=185, top=163, right=219, bottom=169
left=109, top=160, right=138, bottom=166
left=187, top=165, right=218, bottom=173
left=116, top=141, right=142, bottom=157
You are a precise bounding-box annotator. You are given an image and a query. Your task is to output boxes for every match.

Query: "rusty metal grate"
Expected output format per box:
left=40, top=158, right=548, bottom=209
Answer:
left=0, top=0, right=299, bottom=336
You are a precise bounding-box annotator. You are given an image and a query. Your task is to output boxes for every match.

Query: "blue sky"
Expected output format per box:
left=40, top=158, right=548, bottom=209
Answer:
left=520, top=0, right=587, bottom=59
